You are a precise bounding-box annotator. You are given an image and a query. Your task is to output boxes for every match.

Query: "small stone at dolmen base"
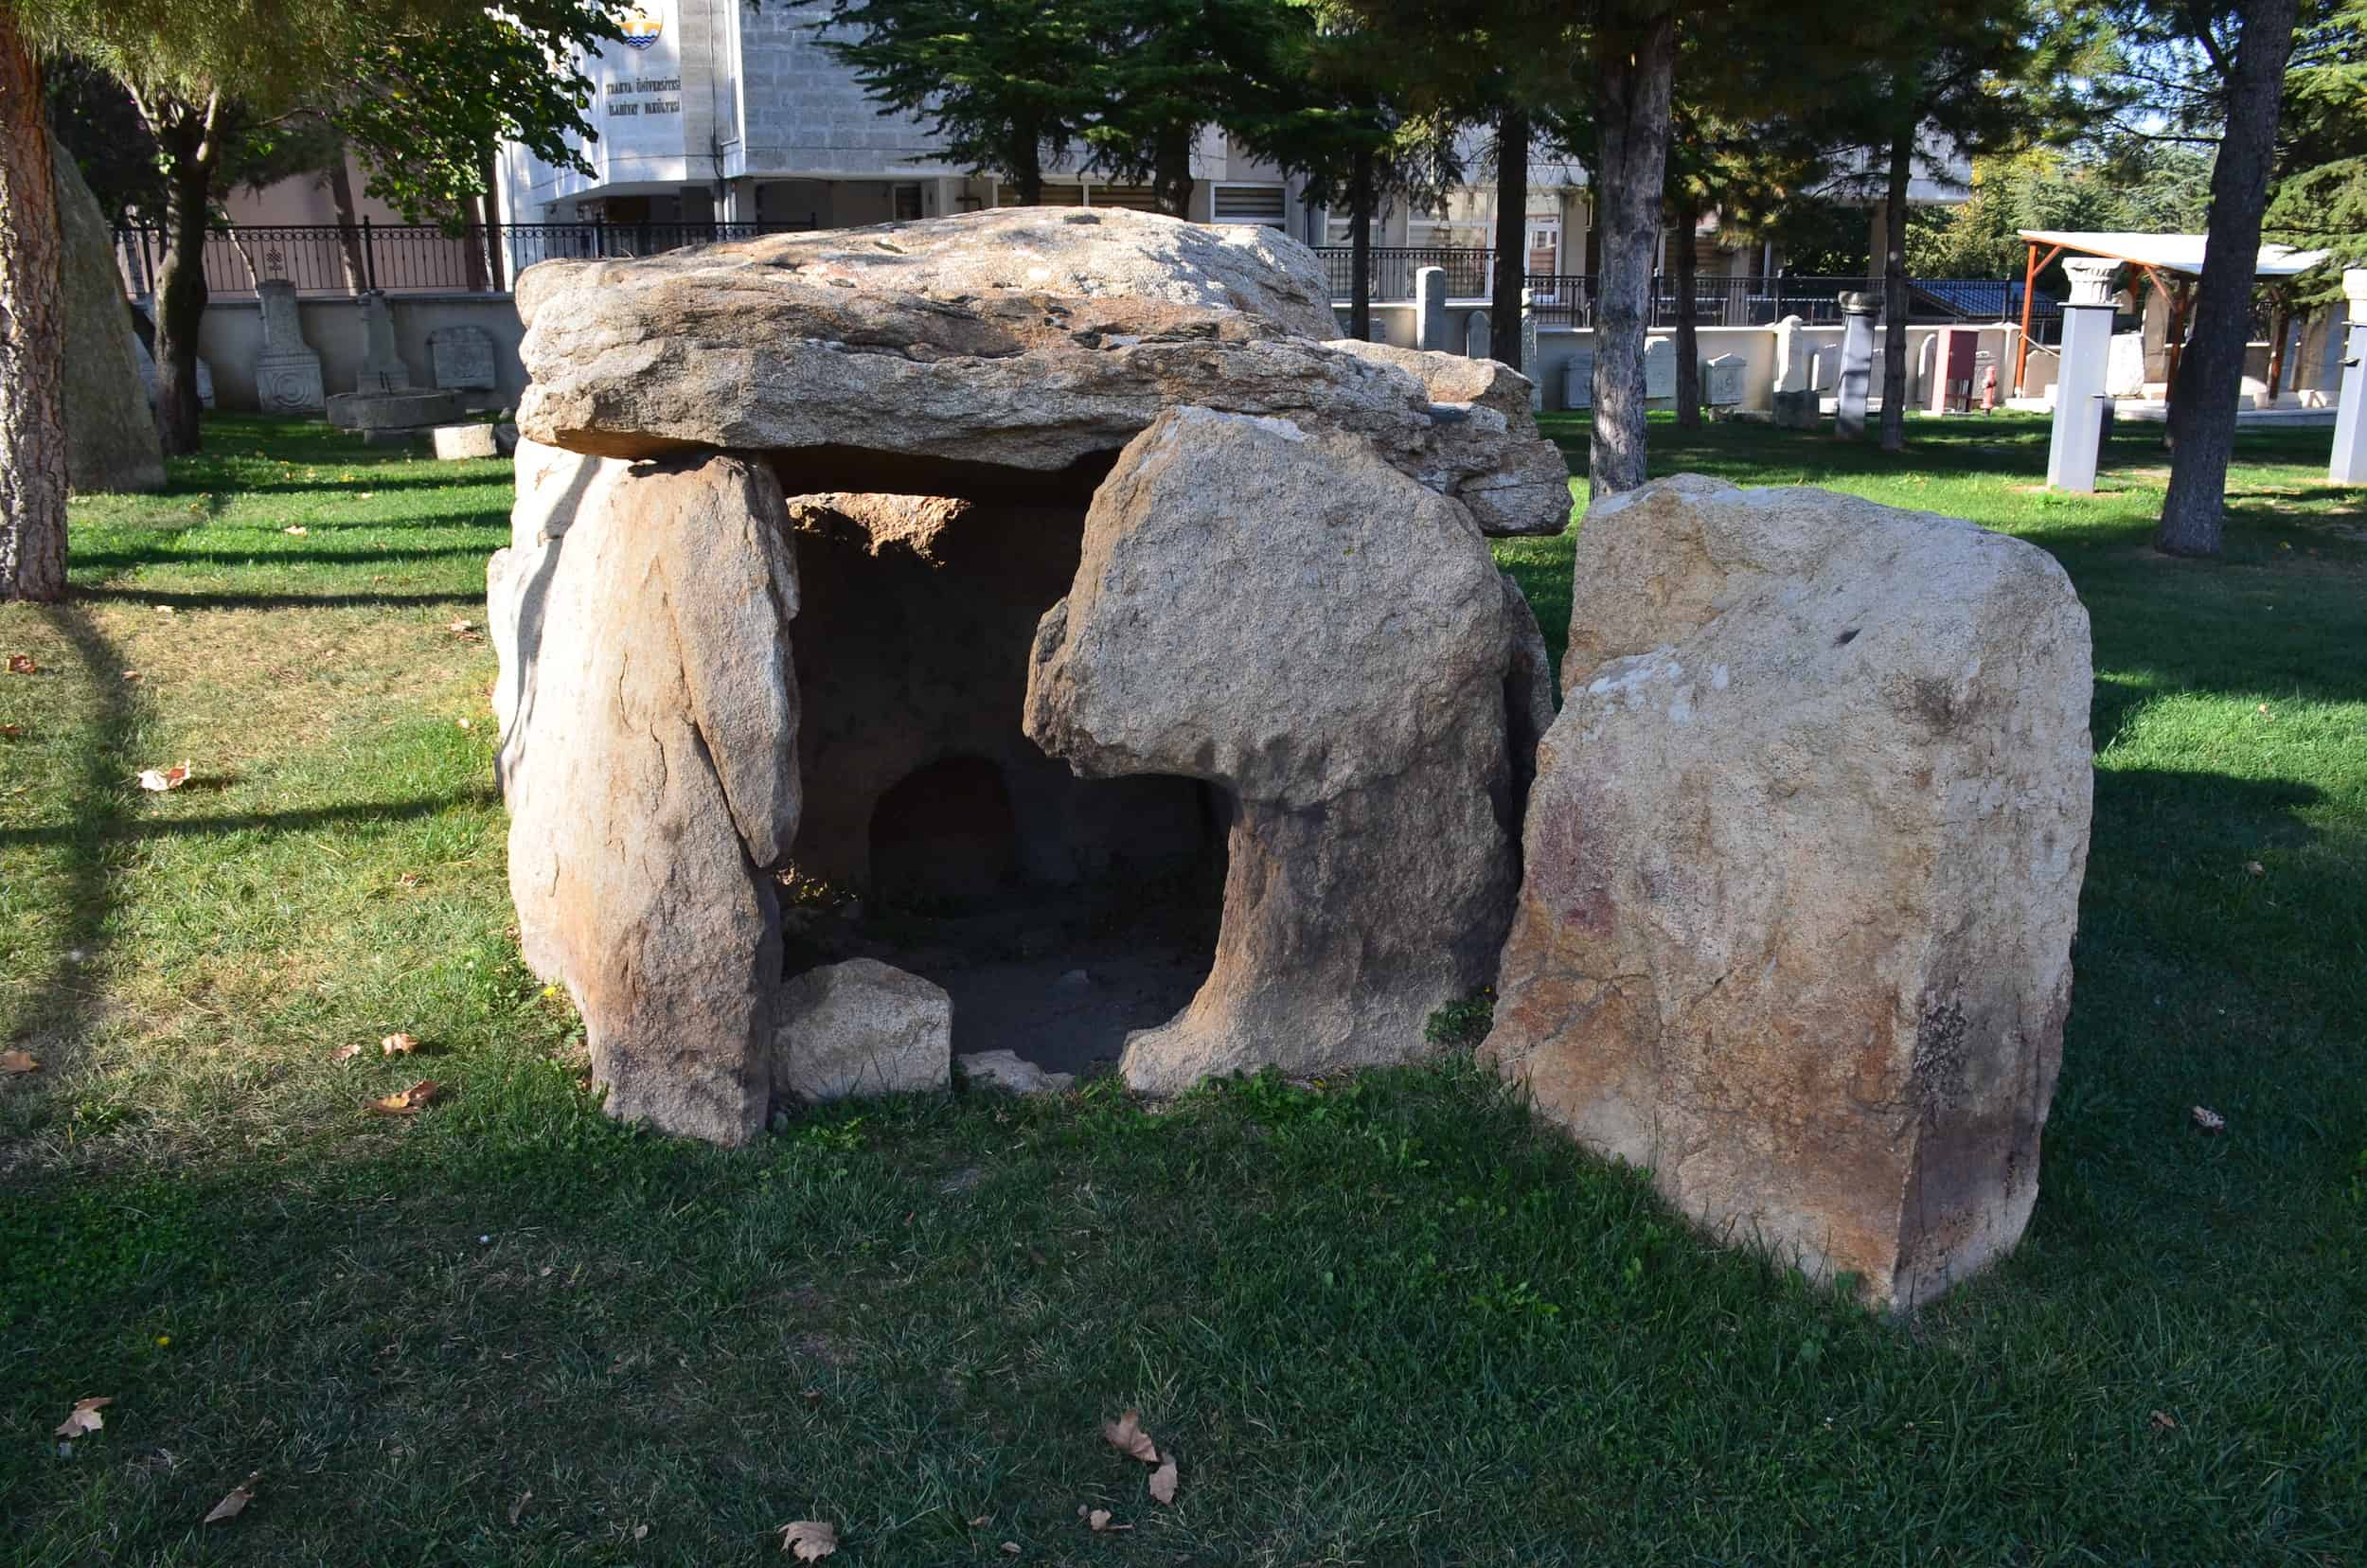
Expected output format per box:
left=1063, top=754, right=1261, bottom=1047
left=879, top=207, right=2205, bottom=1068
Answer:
left=774, top=959, right=952, bottom=1102
left=1481, top=474, right=2093, bottom=1310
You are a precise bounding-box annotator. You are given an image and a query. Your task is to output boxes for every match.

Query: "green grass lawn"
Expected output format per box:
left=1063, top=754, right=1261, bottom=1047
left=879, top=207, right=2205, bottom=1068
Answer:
left=2, top=412, right=2361, bottom=1564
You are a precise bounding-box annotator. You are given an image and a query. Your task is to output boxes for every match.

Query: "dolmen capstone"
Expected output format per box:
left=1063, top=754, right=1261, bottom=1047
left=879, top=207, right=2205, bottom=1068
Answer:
left=492, top=207, right=1569, bottom=1146
left=1481, top=475, right=2091, bottom=1310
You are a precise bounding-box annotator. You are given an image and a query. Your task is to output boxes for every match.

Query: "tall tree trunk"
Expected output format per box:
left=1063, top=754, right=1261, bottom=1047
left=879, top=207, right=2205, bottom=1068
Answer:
left=2264, top=293, right=2291, bottom=398
left=326, top=149, right=367, bottom=294
left=1010, top=121, right=1043, bottom=205
left=1152, top=122, right=1193, bottom=217
left=1673, top=201, right=1700, bottom=431
left=1878, top=128, right=1913, bottom=453
left=0, top=10, right=69, bottom=602
left=1589, top=13, right=1676, bottom=500
left=1348, top=146, right=1374, bottom=343
left=2158, top=0, right=2299, bottom=557
left=1490, top=107, right=1528, bottom=368
left=145, top=95, right=220, bottom=457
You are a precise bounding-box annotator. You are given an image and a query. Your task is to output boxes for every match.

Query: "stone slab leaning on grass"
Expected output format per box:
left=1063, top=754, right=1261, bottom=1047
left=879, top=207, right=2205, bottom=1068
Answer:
left=1482, top=474, right=2093, bottom=1310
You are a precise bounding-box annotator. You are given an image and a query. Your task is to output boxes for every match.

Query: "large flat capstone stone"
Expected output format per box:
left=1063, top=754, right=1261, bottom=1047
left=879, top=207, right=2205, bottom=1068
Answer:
left=512, top=208, right=1571, bottom=536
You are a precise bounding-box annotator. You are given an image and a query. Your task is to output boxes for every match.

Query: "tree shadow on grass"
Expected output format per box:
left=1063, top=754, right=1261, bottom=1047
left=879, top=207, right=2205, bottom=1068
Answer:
left=0, top=793, right=472, bottom=853
left=77, top=586, right=486, bottom=612
left=69, top=543, right=501, bottom=572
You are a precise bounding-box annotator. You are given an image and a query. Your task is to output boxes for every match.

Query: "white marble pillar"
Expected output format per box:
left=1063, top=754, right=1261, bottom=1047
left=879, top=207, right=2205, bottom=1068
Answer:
left=2328, top=272, right=2367, bottom=484
left=2045, top=258, right=2121, bottom=492
left=1835, top=292, right=1878, bottom=440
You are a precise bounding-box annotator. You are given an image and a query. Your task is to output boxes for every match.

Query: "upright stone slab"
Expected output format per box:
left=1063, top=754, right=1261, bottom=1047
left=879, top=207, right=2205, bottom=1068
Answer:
left=1703, top=353, right=1745, bottom=407
left=2105, top=331, right=2148, bottom=398
left=50, top=134, right=165, bottom=492
left=1465, top=310, right=1491, bottom=360
left=356, top=290, right=412, bottom=392
left=1643, top=336, right=1677, bottom=401
left=1913, top=333, right=1939, bottom=407
left=1024, top=407, right=1524, bottom=1095
left=1770, top=315, right=1819, bottom=427
left=253, top=280, right=326, bottom=415
left=1520, top=289, right=1539, bottom=409
left=1563, top=350, right=1594, bottom=410
left=429, top=324, right=499, bottom=392
left=2329, top=271, right=2367, bottom=484
left=1484, top=474, right=2094, bottom=1310
left=497, top=454, right=803, bottom=1146
left=2045, top=258, right=2120, bottom=492
left=1414, top=266, right=1449, bottom=351
left=1835, top=293, right=1878, bottom=440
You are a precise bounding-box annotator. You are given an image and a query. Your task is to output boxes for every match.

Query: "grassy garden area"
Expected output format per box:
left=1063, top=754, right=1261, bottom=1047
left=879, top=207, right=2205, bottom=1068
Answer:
left=2, top=412, right=2361, bottom=1563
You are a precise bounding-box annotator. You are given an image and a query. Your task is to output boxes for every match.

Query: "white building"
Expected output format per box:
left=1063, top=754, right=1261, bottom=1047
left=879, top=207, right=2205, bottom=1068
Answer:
left=500, top=0, right=1305, bottom=235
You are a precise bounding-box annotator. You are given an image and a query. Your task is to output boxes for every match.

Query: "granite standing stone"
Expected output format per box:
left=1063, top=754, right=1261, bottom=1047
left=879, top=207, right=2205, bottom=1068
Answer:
left=1464, top=310, right=1491, bottom=360
left=430, top=324, right=499, bottom=391
left=51, top=134, right=165, bottom=492
left=253, top=279, right=326, bottom=414
left=1414, top=266, right=1448, bottom=351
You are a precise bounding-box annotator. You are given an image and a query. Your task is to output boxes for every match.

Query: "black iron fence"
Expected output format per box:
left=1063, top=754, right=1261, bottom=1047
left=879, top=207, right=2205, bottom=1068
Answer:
left=111, top=220, right=818, bottom=298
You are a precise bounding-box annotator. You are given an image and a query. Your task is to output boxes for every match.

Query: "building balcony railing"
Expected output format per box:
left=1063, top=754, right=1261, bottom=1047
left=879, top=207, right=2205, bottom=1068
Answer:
left=110, top=220, right=819, bottom=298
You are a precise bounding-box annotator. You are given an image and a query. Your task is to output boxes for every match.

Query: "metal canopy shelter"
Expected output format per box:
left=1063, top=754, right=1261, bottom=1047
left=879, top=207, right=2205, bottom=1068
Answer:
left=2010, top=230, right=2331, bottom=398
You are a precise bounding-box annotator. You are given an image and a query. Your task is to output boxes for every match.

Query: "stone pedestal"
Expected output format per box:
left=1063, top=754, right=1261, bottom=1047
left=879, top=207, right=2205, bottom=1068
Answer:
left=1520, top=288, right=1539, bottom=410
left=1835, top=293, right=1878, bottom=440
left=357, top=290, right=413, bottom=392
left=2046, top=258, right=2121, bottom=492
left=1771, top=389, right=1821, bottom=429
left=1414, top=266, right=1448, bottom=351
left=254, top=280, right=325, bottom=415
left=2329, top=273, right=2367, bottom=484
left=326, top=388, right=463, bottom=431
left=1703, top=353, right=1745, bottom=408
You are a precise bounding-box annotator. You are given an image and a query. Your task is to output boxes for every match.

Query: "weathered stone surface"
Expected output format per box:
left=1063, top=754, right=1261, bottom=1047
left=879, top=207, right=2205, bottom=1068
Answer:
left=513, top=207, right=1569, bottom=535
left=52, top=136, right=165, bottom=494
left=1482, top=473, right=2093, bottom=1310
left=327, top=388, right=461, bottom=431
left=774, top=958, right=952, bottom=1101
left=1025, top=407, right=1522, bottom=1093
left=431, top=422, right=500, bottom=460
left=1499, top=572, right=1556, bottom=811
left=957, top=1048, right=1075, bottom=1096
left=497, top=453, right=801, bottom=1146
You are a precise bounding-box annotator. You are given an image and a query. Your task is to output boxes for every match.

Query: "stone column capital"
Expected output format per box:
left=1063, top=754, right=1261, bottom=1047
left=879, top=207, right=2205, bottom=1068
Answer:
left=2342, top=269, right=2367, bottom=311
left=2061, top=257, right=2121, bottom=307
left=1838, top=291, right=1878, bottom=316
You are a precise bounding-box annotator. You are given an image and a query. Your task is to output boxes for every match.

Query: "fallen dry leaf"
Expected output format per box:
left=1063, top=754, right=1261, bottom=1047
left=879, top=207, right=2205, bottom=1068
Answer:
left=1149, top=1458, right=1179, bottom=1506
left=283, top=526, right=308, bottom=537
left=1000, top=1544, right=1021, bottom=1558
left=381, top=1032, right=419, bottom=1058
left=368, top=1079, right=440, bottom=1115
left=967, top=1514, right=989, bottom=1528
left=54, top=1397, right=112, bottom=1438
left=1077, top=1506, right=1130, bottom=1533
left=449, top=619, right=474, bottom=633
left=398, top=872, right=421, bottom=888
left=1102, top=1410, right=1159, bottom=1464
left=0, top=723, right=23, bottom=739
left=2192, top=1105, right=2227, bottom=1133
left=2150, top=1410, right=2180, bottom=1433
left=2, top=1049, right=38, bottom=1074
left=6, top=653, right=37, bottom=675
left=778, top=1520, right=837, bottom=1559
left=204, top=1470, right=261, bottom=1523
left=332, top=1042, right=365, bottom=1060
left=2244, top=860, right=2266, bottom=877
left=135, top=762, right=191, bottom=793
left=509, top=1489, right=531, bottom=1524
left=632, top=1523, right=649, bottom=1541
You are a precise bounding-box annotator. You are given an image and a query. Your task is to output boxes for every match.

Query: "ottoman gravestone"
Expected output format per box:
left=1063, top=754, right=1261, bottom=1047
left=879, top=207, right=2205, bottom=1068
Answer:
left=430, top=325, right=500, bottom=393
left=253, top=280, right=326, bottom=415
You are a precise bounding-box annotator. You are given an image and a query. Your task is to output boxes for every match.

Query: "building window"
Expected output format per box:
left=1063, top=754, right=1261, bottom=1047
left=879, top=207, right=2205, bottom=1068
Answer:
left=1211, top=184, right=1287, bottom=227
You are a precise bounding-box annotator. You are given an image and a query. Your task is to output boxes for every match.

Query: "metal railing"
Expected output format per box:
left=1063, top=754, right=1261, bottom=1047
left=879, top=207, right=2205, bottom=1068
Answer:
left=112, top=220, right=819, bottom=299
left=1311, top=249, right=2040, bottom=330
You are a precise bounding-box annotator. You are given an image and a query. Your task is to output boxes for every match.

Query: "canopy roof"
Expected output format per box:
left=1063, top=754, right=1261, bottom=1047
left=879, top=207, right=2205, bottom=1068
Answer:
left=2017, top=230, right=2329, bottom=278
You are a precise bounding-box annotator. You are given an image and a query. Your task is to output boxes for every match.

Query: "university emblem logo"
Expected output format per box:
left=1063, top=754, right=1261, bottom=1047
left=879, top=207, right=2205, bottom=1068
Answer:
left=619, top=9, right=663, bottom=48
